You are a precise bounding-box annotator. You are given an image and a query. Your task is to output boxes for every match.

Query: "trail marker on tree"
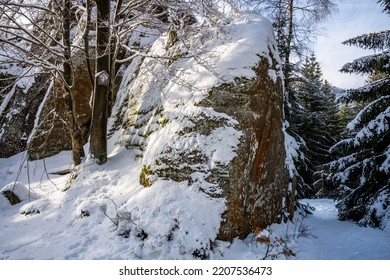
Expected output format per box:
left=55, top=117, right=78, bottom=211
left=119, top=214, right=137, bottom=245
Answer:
left=96, top=70, right=109, bottom=86
left=95, top=70, right=110, bottom=86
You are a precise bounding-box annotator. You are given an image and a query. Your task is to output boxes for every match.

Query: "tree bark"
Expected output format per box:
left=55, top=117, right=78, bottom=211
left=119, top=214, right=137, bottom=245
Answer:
left=89, top=0, right=110, bottom=164
left=284, top=0, right=294, bottom=88
left=63, top=0, right=85, bottom=166
left=83, top=0, right=94, bottom=90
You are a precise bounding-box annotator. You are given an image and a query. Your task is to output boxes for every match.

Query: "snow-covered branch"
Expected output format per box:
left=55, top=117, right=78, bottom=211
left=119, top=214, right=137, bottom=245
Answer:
left=340, top=51, right=390, bottom=75
left=342, top=30, right=390, bottom=50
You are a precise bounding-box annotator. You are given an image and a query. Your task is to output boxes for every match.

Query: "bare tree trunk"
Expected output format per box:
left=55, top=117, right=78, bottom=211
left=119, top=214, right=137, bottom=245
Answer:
left=89, top=0, right=110, bottom=164
left=107, top=0, right=123, bottom=118
left=284, top=0, right=294, bottom=88
left=83, top=0, right=94, bottom=90
left=63, top=0, right=85, bottom=166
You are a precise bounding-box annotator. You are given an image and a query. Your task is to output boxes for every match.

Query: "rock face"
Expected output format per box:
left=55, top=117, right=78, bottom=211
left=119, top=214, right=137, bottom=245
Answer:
left=27, top=51, right=93, bottom=160
left=114, top=15, right=293, bottom=244
left=27, top=80, right=72, bottom=160
left=0, top=50, right=93, bottom=160
left=200, top=58, right=290, bottom=240
left=0, top=74, right=50, bottom=158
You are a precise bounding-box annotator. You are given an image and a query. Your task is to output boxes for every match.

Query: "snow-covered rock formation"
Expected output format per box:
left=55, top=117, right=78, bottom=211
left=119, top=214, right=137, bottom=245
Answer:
left=0, top=72, right=50, bottom=158
left=1, top=13, right=292, bottom=259
left=105, top=14, right=292, bottom=252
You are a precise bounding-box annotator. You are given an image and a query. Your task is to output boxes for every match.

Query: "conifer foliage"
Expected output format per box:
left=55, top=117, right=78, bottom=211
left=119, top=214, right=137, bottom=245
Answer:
left=289, top=52, right=340, bottom=198
left=324, top=0, right=390, bottom=229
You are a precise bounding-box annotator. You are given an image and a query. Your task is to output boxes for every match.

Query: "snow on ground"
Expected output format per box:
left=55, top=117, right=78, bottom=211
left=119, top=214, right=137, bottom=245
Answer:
left=1, top=150, right=389, bottom=260
left=1, top=14, right=389, bottom=261
left=296, top=199, right=390, bottom=260
left=0, top=14, right=279, bottom=260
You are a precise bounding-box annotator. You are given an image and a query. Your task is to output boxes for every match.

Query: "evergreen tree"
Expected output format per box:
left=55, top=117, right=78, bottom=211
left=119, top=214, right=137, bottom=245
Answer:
left=290, top=52, right=341, bottom=197
left=301, top=52, right=323, bottom=84
left=323, top=0, right=390, bottom=228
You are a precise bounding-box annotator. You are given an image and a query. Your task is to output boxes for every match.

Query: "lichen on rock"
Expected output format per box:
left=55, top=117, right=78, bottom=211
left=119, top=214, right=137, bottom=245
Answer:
left=113, top=15, right=293, bottom=249
left=200, top=56, right=291, bottom=240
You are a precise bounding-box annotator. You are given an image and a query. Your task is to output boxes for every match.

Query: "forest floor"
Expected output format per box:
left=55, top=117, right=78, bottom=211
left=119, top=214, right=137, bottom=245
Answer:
left=295, top=199, right=390, bottom=260
left=1, top=152, right=389, bottom=260
left=218, top=198, right=390, bottom=260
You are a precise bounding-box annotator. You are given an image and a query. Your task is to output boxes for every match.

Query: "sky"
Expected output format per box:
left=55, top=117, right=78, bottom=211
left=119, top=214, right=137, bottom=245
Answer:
left=314, top=0, right=390, bottom=89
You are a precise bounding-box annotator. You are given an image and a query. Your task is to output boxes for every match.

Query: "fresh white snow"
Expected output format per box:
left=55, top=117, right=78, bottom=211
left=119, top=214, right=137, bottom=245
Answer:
left=1, top=150, right=389, bottom=260
left=296, top=199, right=390, bottom=260
left=1, top=13, right=389, bottom=261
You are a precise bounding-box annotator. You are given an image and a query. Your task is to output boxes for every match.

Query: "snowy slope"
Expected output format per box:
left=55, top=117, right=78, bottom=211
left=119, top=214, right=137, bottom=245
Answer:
left=1, top=150, right=389, bottom=260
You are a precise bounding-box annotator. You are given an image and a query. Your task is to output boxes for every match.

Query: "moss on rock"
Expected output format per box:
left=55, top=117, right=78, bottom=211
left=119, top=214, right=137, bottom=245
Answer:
left=140, top=164, right=154, bottom=187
